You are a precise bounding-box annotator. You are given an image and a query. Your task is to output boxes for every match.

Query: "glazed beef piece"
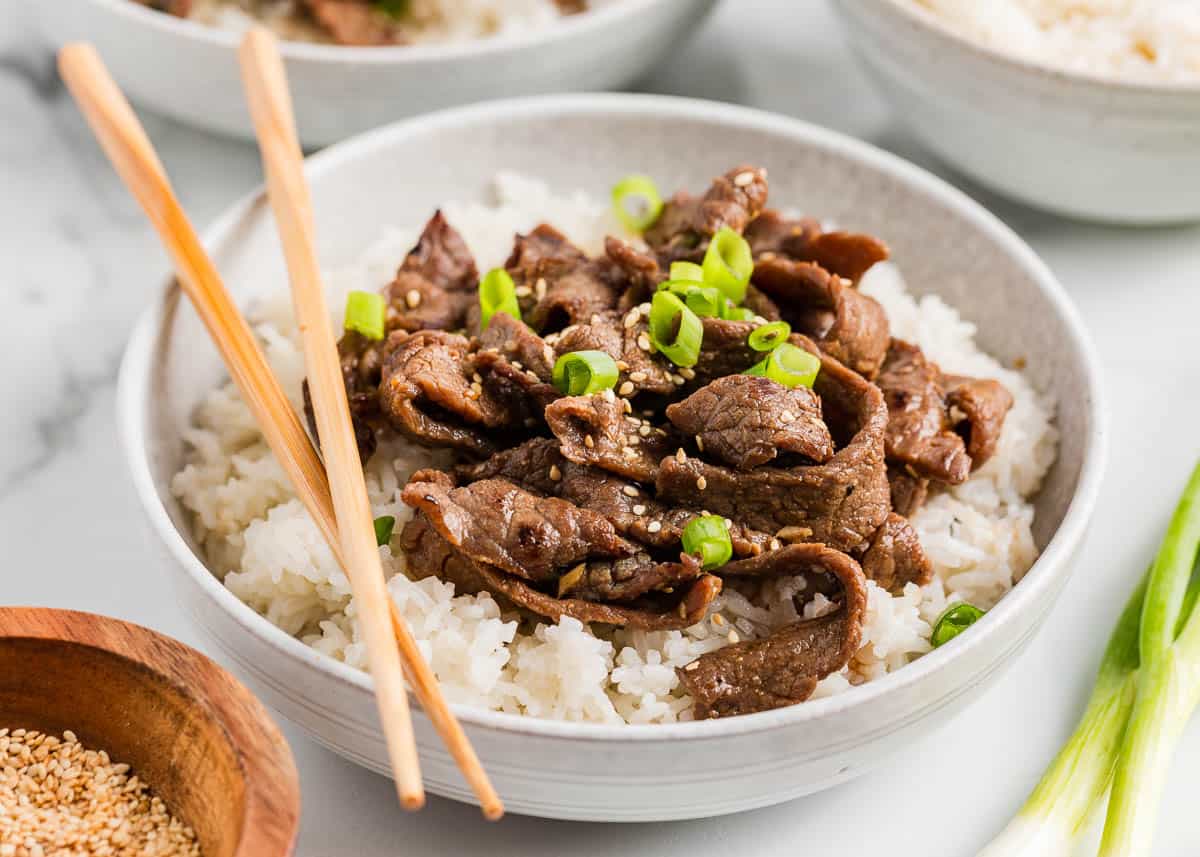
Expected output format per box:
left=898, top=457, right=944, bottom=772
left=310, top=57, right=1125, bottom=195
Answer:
left=385, top=211, right=479, bottom=333
left=644, top=166, right=769, bottom=264
left=746, top=209, right=889, bottom=283
left=303, top=329, right=387, bottom=460
left=859, top=513, right=933, bottom=592
left=503, top=225, right=621, bottom=334
left=677, top=544, right=868, bottom=719
left=477, top=311, right=557, bottom=382
left=752, top=256, right=890, bottom=378
left=606, top=237, right=664, bottom=311
left=545, top=394, right=676, bottom=485
left=693, top=318, right=760, bottom=381
left=888, top=465, right=929, bottom=518
left=299, top=0, right=409, bottom=45
left=942, top=374, right=1013, bottom=470
left=657, top=338, right=891, bottom=554
left=666, top=375, right=834, bottom=470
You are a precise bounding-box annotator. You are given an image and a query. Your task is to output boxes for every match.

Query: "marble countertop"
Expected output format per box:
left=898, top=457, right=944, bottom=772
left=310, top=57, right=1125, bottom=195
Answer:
left=4, top=0, right=1200, bottom=854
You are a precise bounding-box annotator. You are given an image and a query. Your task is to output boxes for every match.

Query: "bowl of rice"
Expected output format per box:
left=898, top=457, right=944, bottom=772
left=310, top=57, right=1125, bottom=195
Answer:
left=831, top=0, right=1200, bottom=223
left=118, top=93, right=1105, bottom=821
left=33, top=0, right=716, bottom=147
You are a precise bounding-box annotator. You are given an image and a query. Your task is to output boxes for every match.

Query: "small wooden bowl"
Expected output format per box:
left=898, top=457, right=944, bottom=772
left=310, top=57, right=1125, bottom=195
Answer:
left=0, top=607, right=300, bottom=856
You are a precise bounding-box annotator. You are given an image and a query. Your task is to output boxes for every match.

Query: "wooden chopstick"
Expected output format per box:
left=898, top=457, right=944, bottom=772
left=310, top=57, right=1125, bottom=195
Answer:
left=59, top=41, right=502, bottom=819
left=237, top=29, right=503, bottom=820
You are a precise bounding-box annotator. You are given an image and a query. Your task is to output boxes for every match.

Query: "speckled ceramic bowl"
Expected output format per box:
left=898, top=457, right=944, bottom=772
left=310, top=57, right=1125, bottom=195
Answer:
left=118, top=94, right=1106, bottom=821
left=34, top=0, right=716, bottom=148
left=832, top=0, right=1200, bottom=223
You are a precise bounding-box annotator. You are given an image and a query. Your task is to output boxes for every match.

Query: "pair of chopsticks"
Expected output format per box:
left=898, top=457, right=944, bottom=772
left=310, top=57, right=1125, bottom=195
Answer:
left=58, top=33, right=502, bottom=820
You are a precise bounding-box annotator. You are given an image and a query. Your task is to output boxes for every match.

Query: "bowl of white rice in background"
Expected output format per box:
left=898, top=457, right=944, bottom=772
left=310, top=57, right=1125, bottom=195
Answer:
left=33, top=0, right=716, bottom=147
left=831, top=0, right=1200, bottom=223
left=118, top=94, right=1104, bottom=821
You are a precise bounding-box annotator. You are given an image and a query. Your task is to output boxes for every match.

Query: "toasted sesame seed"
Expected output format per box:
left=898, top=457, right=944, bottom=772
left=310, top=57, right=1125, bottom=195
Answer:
left=623, top=399, right=633, bottom=414
left=602, top=388, right=616, bottom=403
left=639, top=425, right=652, bottom=437
left=622, top=446, right=638, bottom=458
left=618, top=381, right=635, bottom=396
left=638, top=302, right=651, bottom=314
left=684, top=660, right=700, bottom=671
left=648, top=521, right=663, bottom=533
left=696, top=476, right=708, bottom=491
left=769, top=538, right=782, bottom=551
left=679, top=366, right=696, bottom=380
left=637, top=334, right=652, bottom=352
left=734, top=170, right=756, bottom=187
left=584, top=435, right=595, bottom=449
left=472, top=372, right=483, bottom=384
left=616, top=360, right=630, bottom=371
left=629, top=371, right=648, bottom=383
left=405, top=289, right=422, bottom=309
left=780, top=410, right=795, bottom=423
left=727, top=630, right=741, bottom=643
left=624, top=309, right=640, bottom=329
left=632, top=504, right=647, bottom=515
left=515, top=284, right=532, bottom=298
left=622, top=485, right=639, bottom=498
left=470, top=382, right=483, bottom=395
left=676, top=448, right=688, bottom=463
left=712, top=614, right=727, bottom=627
left=724, top=518, right=733, bottom=529
left=695, top=435, right=705, bottom=451
left=776, top=525, right=814, bottom=541
left=535, top=278, right=548, bottom=299
left=549, top=465, right=562, bottom=481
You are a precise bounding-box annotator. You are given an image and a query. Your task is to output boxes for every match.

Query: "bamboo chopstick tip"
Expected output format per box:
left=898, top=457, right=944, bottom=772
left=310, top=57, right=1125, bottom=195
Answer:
left=483, top=802, right=505, bottom=822
left=400, top=792, right=427, bottom=812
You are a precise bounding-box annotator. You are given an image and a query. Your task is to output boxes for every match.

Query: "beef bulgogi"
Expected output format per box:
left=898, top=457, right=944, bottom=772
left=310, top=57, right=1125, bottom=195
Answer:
left=311, top=166, right=1014, bottom=719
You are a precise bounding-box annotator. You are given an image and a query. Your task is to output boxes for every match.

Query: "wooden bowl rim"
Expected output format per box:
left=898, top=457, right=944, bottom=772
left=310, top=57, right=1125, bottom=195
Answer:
left=0, top=606, right=300, bottom=857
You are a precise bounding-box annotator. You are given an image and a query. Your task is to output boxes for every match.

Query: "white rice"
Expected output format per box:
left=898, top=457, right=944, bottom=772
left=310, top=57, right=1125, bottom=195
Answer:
left=906, top=0, right=1200, bottom=82
left=171, top=174, right=1058, bottom=724
left=188, top=0, right=588, bottom=45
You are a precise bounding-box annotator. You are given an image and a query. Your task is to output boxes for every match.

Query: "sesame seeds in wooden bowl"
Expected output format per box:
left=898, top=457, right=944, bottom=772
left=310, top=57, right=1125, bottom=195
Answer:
left=0, top=608, right=300, bottom=857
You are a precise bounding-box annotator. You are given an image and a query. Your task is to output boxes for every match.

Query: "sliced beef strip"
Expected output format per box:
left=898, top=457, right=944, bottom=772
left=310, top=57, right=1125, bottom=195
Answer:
left=677, top=543, right=868, bottom=719
left=606, top=236, right=664, bottom=312
left=942, top=374, right=1013, bottom=470
left=385, top=210, right=479, bottom=333
left=876, top=339, right=972, bottom=485
left=888, top=465, right=929, bottom=518
left=401, top=515, right=722, bottom=630
left=477, top=311, right=556, bottom=382
left=545, top=394, right=677, bottom=484
left=665, top=374, right=835, bottom=470
left=504, top=225, right=620, bottom=333
left=752, top=256, right=890, bottom=378
left=694, top=318, right=760, bottom=382
left=300, top=0, right=408, bottom=45
left=746, top=209, right=890, bottom=283
left=644, top=166, right=769, bottom=264
left=456, top=437, right=565, bottom=496
left=859, top=513, right=933, bottom=593
left=304, top=329, right=387, bottom=461
left=541, top=310, right=677, bottom=399
left=657, top=337, right=891, bottom=553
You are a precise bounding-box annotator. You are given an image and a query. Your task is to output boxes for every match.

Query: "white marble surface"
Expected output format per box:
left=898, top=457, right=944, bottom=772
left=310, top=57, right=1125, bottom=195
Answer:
left=4, top=0, right=1200, bottom=854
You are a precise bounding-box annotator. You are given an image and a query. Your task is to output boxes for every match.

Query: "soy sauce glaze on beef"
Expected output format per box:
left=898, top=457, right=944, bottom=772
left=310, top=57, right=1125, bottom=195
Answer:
left=311, top=166, right=1015, bottom=719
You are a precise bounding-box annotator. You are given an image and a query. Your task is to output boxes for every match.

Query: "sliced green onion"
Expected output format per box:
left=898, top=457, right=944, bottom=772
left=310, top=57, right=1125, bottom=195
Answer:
left=373, top=0, right=410, bottom=17
left=611, top=174, right=664, bottom=233
left=648, top=291, right=703, bottom=367
left=931, top=603, right=985, bottom=647
left=745, top=342, right=820, bottom=389
left=479, top=268, right=521, bottom=331
left=374, top=515, right=397, bottom=546
left=660, top=280, right=723, bottom=319
left=669, top=261, right=704, bottom=284
left=552, top=350, right=619, bottom=396
left=702, top=227, right=753, bottom=304
left=344, top=291, right=387, bottom=341
left=722, top=303, right=756, bottom=322
left=681, top=515, right=733, bottom=570
left=748, top=321, right=791, bottom=352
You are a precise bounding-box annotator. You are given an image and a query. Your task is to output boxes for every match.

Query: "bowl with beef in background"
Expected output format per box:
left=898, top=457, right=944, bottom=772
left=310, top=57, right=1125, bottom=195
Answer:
left=33, top=0, right=717, bottom=147
left=118, top=93, right=1105, bottom=821
left=830, top=0, right=1200, bottom=224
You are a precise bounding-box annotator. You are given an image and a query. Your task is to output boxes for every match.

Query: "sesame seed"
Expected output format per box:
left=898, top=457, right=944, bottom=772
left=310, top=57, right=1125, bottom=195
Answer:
left=724, top=518, right=733, bottom=529
left=584, top=435, right=595, bottom=449
left=515, top=284, right=532, bottom=298
left=781, top=410, right=795, bottom=423
left=639, top=425, right=652, bottom=437
left=624, top=309, right=640, bottom=329
left=511, top=360, right=524, bottom=370
left=679, top=367, right=696, bottom=380
left=671, top=374, right=685, bottom=386
left=618, top=381, right=635, bottom=396
left=470, top=382, right=483, bottom=395
left=676, top=448, right=687, bottom=463
left=405, top=289, right=422, bottom=309
left=629, top=371, right=648, bottom=383
left=648, top=521, right=663, bottom=533
left=727, top=630, right=741, bottom=643
left=632, top=504, right=646, bottom=515
left=734, top=170, right=756, bottom=187
left=535, top=278, right=548, bottom=299
left=602, top=388, right=616, bottom=403
left=769, top=538, right=782, bottom=551
left=623, top=485, right=639, bottom=497
left=623, top=399, right=633, bottom=414
left=776, top=525, right=814, bottom=541
left=638, top=302, right=651, bottom=314
left=616, top=360, right=630, bottom=371
left=696, top=476, right=708, bottom=490
left=695, top=435, right=705, bottom=451
left=472, top=372, right=482, bottom=384
left=684, top=660, right=700, bottom=671
left=712, top=614, right=727, bottom=627
left=549, top=465, right=562, bottom=481
left=543, top=346, right=556, bottom=366
left=637, top=334, right=652, bottom=352
left=623, top=446, right=638, bottom=458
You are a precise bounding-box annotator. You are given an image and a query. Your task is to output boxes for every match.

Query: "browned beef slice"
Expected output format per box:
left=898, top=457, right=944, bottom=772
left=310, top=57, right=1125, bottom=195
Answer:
left=385, top=211, right=479, bottom=333
left=746, top=210, right=889, bottom=283
left=304, top=329, right=386, bottom=460
left=677, top=543, right=868, bottom=718
left=545, top=394, right=677, bottom=484
left=942, top=375, right=1013, bottom=469
left=665, top=375, right=834, bottom=470
left=888, top=465, right=929, bottom=518
left=401, top=515, right=722, bottom=630
left=473, top=350, right=559, bottom=425
left=503, top=225, right=620, bottom=333
left=752, top=256, right=889, bottom=378
left=657, top=340, right=891, bottom=553
left=644, top=166, right=769, bottom=263
left=606, top=236, right=664, bottom=312
left=456, top=438, right=566, bottom=496
left=860, top=513, right=933, bottom=593
left=378, top=330, right=507, bottom=456
left=876, top=339, right=971, bottom=485
left=300, top=0, right=408, bottom=45
left=506, top=223, right=589, bottom=283
left=477, top=311, right=556, bottom=382
left=694, top=318, right=760, bottom=381
left=551, top=310, right=677, bottom=397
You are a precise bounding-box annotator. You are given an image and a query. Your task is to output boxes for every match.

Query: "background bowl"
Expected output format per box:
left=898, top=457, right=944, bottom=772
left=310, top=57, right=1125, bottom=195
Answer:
left=119, top=94, right=1105, bottom=821
left=0, top=607, right=300, bottom=856
left=831, top=0, right=1200, bottom=223
left=34, top=0, right=716, bottom=148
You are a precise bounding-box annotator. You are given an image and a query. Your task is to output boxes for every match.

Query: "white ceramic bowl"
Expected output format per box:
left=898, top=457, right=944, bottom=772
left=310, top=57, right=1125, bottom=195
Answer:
left=119, top=94, right=1105, bottom=821
left=34, top=0, right=716, bottom=148
left=831, top=0, right=1200, bottom=224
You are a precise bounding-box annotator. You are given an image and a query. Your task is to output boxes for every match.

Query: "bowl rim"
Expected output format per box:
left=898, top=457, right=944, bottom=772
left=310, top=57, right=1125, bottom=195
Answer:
left=0, top=606, right=301, bottom=856
left=851, top=0, right=1200, bottom=97
left=118, top=92, right=1108, bottom=743
left=90, top=0, right=690, bottom=64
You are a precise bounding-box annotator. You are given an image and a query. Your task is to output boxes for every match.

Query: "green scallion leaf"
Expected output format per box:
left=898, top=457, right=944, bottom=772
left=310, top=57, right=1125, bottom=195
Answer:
left=747, top=321, right=791, bottom=352
left=373, top=0, right=410, bottom=17
left=722, top=303, right=756, bottom=322
left=611, top=174, right=664, bottom=233
left=552, top=350, right=620, bottom=396
left=344, top=291, right=387, bottom=341
left=374, top=515, right=397, bottom=546
left=931, top=603, right=985, bottom=647
left=702, top=227, right=753, bottom=304
left=669, top=261, right=704, bottom=284
left=681, top=515, right=733, bottom=570
left=744, top=342, right=820, bottom=389
left=479, top=268, right=521, bottom=331
left=648, top=290, right=703, bottom=367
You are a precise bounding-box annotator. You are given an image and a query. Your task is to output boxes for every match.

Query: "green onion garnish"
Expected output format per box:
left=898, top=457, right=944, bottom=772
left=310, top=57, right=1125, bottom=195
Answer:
left=660, top=281, right=722, bottom=319
left=722, top=303, right=756, bottom=322
left=479, top=268, right=521, bottom=331
left=611, top=174, right=664, bottom=233
left=702, top=227, right=754, bottom=304
left=552, top=350, right=620, bottom=397
left=669, top=261, right=704, bottom=284
left=930, top=603, right=985, bottom=647
left=747, top=321, right=792, bottom=352
left=681, top=515, right=733, bottom=570
left=744, top=342, right=820, bottom=389
left=344, top=291, right=387, bottom=341
left=648, top=291, right=703, bottom=368
left=373, top=0, right=410, bottom=17
left=374, top=515, right=396, bottom=546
